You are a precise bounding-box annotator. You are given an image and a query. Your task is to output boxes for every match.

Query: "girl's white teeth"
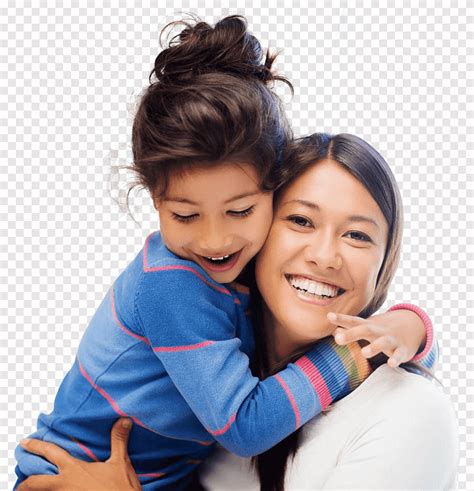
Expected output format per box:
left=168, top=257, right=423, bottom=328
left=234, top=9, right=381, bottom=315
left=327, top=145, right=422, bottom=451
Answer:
left=288, top=275, right=340, bottom=297
left=207, top=254, right=231, bottom=261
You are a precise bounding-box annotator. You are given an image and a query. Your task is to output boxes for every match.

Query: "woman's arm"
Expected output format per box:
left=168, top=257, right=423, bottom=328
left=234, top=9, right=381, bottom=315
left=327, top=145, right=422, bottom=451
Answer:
left=17, top=419, right=140, bottom=491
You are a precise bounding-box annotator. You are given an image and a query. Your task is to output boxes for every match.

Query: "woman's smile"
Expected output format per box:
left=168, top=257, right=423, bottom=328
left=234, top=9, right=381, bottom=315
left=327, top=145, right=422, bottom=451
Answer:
left=285, top=274, right=345, bottom=306
left=256, top=158, right=388, bottom=358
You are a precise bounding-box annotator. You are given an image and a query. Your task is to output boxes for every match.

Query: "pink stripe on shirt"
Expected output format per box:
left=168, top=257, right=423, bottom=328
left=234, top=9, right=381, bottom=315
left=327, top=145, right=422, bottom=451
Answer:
left=208, top=413, right=237, bottom=436
left=110, top=286, right=151, bottom=345
left=69, top=436, right=99, bottom=462
left=294, top=356, right=333, bottom=410
left=153, top=341, right=215, bottom=352
left=143, top=233, right=231, bottom=296
left=77, top=360, right=212, bottom=446
left=274, top=374, right=301, bottom=429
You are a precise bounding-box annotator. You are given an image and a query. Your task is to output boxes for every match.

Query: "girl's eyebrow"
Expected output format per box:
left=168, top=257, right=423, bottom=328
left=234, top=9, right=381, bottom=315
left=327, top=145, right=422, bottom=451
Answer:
left=281, top=199, right=380, bottom=229
left=165, top=190, right=261, bottom=205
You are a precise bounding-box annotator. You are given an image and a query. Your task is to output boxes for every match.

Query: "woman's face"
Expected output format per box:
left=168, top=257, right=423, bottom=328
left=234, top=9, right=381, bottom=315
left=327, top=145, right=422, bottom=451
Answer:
left=255, top=159, right=389, bottom=357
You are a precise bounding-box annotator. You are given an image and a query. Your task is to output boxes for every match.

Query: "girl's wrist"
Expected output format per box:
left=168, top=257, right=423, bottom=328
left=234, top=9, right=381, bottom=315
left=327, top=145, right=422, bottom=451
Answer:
left=387, top=303, right=433, bottom=361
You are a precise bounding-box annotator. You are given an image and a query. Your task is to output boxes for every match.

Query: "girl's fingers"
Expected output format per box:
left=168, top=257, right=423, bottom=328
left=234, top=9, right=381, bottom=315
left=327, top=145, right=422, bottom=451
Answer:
left=20, top=439, right=72, bottom=471
left=333, top=323, right=381, bottom=345
left=108, top=418, right=133, bottom=463
left=387, top=345, right=409, bottom=367
left=327, top=312, right=365, bottom=329
left=361, top=335, right=398, bottom=359
left=17, top=474, right=58, bottom=491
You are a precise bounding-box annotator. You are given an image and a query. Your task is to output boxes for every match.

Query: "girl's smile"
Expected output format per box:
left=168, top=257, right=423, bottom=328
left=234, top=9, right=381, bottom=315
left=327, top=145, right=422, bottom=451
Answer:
left=155, top=162, right=274, bottom=283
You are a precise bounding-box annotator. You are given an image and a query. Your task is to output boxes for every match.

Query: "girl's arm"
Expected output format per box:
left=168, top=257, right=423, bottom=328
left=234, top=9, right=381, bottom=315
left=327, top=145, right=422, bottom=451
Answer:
left=386, top=303, right=439, bottom=368
left=134, top=264, right=372, bottom=457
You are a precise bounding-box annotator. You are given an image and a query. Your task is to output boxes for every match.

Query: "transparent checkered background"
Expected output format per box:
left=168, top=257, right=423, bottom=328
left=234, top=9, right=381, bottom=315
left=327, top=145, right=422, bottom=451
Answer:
left=1, top=2, right=472, bottom=489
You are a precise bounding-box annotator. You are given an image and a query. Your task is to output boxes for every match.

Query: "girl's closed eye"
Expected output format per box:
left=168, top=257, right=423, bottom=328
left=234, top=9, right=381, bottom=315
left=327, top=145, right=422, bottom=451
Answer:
left=171, top=206, right=255, bottom=223
left=171, top=213, right=198, bottom=223
left=228, top=205, right=255, bottom=218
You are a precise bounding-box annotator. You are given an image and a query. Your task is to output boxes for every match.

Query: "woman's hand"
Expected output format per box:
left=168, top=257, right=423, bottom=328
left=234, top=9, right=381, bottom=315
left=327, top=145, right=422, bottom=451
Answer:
left=17, top=418, right=141, bottom=491
left=328, top=309, right=426, bottom=368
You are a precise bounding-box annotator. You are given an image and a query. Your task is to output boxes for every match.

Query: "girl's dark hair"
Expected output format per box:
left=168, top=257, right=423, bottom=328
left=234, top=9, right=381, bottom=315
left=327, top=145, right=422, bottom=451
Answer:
left=250, top=133, right=438, bottom=491
left=126, top=14, right=293, bottom=207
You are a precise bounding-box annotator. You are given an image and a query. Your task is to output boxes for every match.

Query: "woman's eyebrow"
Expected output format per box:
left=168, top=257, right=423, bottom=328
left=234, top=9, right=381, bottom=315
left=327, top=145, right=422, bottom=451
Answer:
left=282, top=199, right=380, bottom=229
left=281, top=199, right=320, bottom=210
left=347, top=215, right=380, bottom=230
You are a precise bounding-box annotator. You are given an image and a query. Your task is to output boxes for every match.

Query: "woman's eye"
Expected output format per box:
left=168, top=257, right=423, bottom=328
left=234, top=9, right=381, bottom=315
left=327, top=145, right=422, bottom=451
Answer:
left=287, top=215, right=312, bottom=228
left=346, top=231, right=372, bottom=242
left=228, top=206, right=255, bottom=218
left=171, top=213, right=198, bottom=223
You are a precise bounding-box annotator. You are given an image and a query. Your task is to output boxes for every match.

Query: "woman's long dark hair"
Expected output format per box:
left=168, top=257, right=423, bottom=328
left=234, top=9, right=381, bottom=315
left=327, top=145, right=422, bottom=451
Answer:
left=125, top=14, right=293, bottom=208
left=250, top=133, right=437, bottom=491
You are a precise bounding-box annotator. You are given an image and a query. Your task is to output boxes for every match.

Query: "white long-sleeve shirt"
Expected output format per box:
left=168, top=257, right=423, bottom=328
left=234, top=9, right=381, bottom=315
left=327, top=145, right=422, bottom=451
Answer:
left=200, top=364, right=459, bottom=490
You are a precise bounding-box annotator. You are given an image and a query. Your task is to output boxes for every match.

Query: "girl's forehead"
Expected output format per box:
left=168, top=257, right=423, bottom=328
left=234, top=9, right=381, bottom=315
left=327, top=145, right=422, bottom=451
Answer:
left=164, top=162, right=267, bottom=204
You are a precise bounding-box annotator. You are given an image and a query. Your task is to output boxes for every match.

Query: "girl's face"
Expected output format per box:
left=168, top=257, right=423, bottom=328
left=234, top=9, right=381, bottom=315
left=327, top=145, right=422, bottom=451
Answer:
left=255, top=159, right=389, bottom=357
left=156, top=162, right=274, bottom=283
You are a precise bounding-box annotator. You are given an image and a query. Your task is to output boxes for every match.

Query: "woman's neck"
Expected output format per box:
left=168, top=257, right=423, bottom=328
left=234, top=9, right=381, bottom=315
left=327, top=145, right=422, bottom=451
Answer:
left=261, top=306, right=307, bottom=370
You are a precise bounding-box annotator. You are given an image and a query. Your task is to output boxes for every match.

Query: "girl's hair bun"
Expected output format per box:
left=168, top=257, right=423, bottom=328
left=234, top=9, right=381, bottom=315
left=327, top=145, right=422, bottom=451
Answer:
left=129, top=14, right=293, bottom=207
left=150, top=14, right=288, bottom=88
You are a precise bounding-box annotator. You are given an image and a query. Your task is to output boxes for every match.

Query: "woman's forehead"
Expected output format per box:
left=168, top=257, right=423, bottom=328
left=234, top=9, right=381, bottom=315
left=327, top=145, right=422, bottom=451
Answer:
left=278, top=160, right=388, bottom=228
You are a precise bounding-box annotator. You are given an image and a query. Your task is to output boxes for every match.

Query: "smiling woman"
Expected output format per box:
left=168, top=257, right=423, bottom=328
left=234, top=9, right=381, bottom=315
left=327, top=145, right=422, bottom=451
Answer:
left=257, top=158, right=390, bottom=358
left=200, top=133, right=458, bottom=490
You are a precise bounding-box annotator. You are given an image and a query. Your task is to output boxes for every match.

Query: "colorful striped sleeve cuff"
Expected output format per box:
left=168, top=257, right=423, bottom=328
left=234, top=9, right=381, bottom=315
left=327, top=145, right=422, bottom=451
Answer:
left=388, top=303, right=439, bottom=369
left=293, top=337, right=372, bottom=412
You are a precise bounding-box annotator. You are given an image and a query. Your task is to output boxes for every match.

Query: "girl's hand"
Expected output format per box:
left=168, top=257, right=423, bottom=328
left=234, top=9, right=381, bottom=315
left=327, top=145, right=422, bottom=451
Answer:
left=328, top=309, right=426, bottom=368
left=17, top=418, right=141, bottom=491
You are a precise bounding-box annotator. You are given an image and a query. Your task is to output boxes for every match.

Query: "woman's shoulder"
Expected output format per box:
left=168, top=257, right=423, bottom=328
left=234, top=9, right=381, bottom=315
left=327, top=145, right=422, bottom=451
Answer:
left=295, top=365, right=459, bottom=489
left=301, top=364, right=459, bottom=463
left=325, top=363, right=458, bottom=427
left=363, top=364, right=454, bottom=412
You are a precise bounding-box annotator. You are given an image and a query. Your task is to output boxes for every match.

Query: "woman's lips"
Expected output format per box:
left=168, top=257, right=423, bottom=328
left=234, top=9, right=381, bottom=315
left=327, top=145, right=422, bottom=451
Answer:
left=199, top=249, right=243, bottom=272
left=285, top=274, right=345, bottom=306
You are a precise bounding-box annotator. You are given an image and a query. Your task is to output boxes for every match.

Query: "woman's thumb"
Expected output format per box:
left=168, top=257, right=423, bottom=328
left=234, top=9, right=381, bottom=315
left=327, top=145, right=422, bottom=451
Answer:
left=109, top=418, right=133, bottom=462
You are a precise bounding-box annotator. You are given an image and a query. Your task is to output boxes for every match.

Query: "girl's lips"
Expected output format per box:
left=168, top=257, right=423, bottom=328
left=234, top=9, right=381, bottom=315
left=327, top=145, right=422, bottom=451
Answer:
left=199, top=249, right=242, bottom=272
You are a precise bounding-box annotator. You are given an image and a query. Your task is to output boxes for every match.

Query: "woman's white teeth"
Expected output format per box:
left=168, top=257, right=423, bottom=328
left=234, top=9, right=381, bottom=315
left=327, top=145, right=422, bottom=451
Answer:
left=288, top=275, right=339, bottom=298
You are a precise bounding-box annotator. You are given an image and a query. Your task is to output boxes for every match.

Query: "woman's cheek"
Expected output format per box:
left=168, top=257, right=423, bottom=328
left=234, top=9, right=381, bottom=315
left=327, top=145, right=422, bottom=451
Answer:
left=355, top=251, right=384, bottom=307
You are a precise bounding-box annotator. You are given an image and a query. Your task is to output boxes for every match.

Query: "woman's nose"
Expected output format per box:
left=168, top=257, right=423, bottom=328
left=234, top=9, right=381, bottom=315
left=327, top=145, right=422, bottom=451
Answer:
left=304, top=234, right=342, bottom=270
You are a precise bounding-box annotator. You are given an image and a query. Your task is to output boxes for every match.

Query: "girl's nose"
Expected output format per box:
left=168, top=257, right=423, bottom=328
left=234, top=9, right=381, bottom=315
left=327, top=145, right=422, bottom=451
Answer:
left=198, top=222, right=233, bottom=255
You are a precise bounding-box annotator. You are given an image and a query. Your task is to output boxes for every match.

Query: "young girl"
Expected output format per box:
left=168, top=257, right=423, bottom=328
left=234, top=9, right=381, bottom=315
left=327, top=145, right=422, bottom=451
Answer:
left=15, top=16, right=437, bottom=490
